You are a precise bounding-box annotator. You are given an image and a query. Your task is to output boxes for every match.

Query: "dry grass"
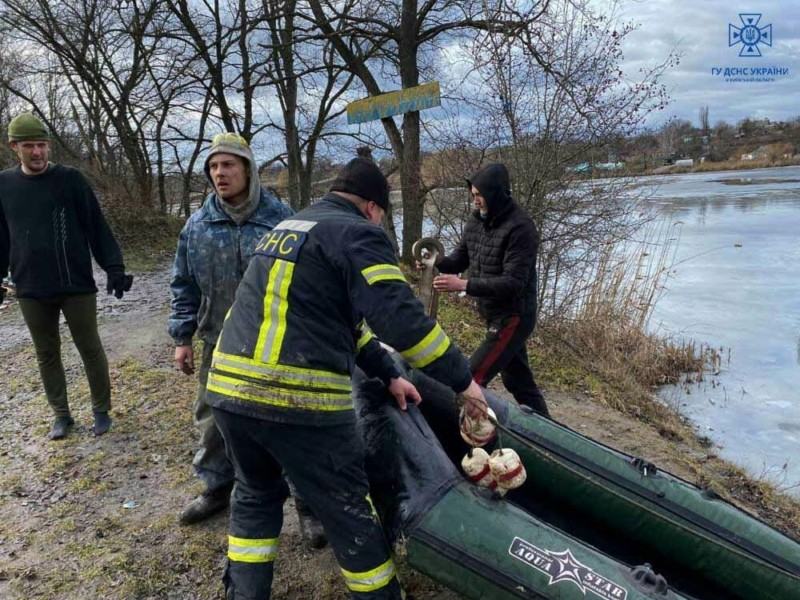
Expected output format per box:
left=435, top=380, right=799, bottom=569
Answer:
left=690, top=156, right=800, bottom=173
left=648, top=153, right=800, bottom=176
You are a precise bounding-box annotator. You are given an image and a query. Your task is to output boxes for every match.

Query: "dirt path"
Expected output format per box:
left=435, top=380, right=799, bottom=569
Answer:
left=0, top=264, right=796, bottom=599
left=0, top=265, right=465, bottom=600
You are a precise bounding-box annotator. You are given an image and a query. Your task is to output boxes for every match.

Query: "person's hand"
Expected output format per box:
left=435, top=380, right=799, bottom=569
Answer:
left=458, top=379, right=488, bottom=420
left=433, top=274, right=467, bottom=293
left=174, top=344, right=195, bottom=375
left=387, top=376, right=422, bottom=411
left=107, top=271, right=134, bottom=299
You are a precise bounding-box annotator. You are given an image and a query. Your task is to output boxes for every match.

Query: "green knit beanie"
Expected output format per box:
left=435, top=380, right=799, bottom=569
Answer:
left=8, top=113, right=50, bottom=142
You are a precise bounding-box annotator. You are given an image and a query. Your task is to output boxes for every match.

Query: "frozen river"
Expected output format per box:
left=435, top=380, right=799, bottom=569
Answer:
left=646, top=166, right=800, bottom=495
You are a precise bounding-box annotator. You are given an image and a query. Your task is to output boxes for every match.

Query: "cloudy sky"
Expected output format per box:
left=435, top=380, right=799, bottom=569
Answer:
left=614, top=0, right=799, bottom=127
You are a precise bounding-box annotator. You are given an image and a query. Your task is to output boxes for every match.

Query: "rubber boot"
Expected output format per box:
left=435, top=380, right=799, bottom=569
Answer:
left=49, top=416, right=75, bottom=440
left=180, top=484, right=233, bottom=525
left=295, top=498, right=327, bottom=549
left=93, top=411, right=113, bottom=436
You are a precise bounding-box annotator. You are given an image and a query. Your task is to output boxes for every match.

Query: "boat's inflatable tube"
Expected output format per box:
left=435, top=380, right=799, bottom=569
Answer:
left=354, top=375, right=694, bottom=600
left=405, top=368, right=800, bottom=600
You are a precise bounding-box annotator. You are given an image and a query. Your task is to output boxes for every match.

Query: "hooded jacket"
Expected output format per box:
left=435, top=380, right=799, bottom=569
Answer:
left=168, top=138, right=294, bottom=346
left=436, top=163, right=539, bottom=321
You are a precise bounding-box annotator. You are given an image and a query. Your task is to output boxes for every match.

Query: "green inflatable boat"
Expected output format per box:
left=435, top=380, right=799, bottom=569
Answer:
left=354, top=365, right=800, bottom=600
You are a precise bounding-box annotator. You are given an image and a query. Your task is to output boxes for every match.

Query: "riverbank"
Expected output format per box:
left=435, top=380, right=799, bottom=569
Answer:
left=437, top=291, right=800, bottom=537
left=647, top=156, right=800, bottom=176
left=0, top=244, right=797, bottom=598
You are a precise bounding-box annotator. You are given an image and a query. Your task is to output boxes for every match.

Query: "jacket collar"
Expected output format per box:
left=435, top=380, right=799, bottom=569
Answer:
left=474, top=199, right=515, bottom=230
left=320, top=192, right=369, bottom=220
left=202, top=190, right=280, bottom=226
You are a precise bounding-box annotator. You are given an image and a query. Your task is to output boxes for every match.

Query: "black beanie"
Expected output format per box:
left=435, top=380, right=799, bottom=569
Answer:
left=330, top=158, right=390, bottom=210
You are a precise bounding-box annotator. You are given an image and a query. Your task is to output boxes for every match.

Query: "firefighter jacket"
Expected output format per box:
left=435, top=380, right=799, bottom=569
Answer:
left=207, top=193, right=473, bottom=426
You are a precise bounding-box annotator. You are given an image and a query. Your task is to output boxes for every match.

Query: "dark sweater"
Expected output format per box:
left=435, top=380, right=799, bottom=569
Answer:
left=0, top=164, right=124, bottom=298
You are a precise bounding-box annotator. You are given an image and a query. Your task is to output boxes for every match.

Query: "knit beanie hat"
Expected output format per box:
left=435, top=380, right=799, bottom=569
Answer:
left=204, top=132, right=255, bottom=170
left=203, top=132, right=262, bottom=224
left=330, top=157, right=390, bottom=210
left=8, top=113, right=50, bottom=142
left=203, top=132, right=257, bottom=192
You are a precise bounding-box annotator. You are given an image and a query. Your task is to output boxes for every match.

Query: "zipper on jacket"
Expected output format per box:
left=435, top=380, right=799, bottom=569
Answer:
left=235, top=225, right=243, bottom=276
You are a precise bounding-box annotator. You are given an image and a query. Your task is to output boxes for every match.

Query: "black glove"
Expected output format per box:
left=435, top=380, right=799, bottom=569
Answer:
left=106, top=271, right=134, bottom=299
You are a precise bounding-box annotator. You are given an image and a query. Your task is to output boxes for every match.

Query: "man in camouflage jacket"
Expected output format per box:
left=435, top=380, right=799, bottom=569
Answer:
left=168, top=133, right=294, bottom=525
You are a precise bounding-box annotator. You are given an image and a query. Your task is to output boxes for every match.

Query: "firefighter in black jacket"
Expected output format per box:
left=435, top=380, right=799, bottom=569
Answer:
left=207, top=157, right=487, bottom=600
left=432, top=163, right=550, bottom=417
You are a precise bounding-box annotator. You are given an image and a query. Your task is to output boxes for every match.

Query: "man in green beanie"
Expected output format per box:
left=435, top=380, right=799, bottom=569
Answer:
left=0, top=112, right=133, bottom=439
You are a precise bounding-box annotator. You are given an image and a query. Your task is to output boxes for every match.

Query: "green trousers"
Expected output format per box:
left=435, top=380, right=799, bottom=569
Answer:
left=18, top=293, right=111, bottom=417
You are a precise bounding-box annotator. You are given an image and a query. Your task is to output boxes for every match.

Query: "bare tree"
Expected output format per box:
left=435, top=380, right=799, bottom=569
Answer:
left=0, top=0, right=179, bottom=209
left=308, top=0, right=554, bottom=262
left=699, top=105, right=710, bottom=137
left=425, top=0, right=676, bottom=319
left=258, top=0, right=360, bottom=210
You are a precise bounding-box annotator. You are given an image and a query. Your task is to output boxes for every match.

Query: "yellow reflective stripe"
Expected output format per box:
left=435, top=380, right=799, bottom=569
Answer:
left=365, top=493, right=378, bottom=519
left=400, top=323, right=451, bottom=368
left=214, top=351, right=351, bottom=386
left=361, top=263, right=406, bottom=285
left=269, top=261, right=293, bottom=362
left=254, top=260, right=295, bottom=364
left=341, top=557, right=397, bottom=592
left=356, top=321, right=375, bottom=352
left=208, top=372, right=353, bottom=411
left=213, top=353, right=351, bottom=391
left=228, top=535, right=278, bottom=564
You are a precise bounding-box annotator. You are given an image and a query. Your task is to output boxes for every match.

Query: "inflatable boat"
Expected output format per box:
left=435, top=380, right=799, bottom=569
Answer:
left=353, top=363, right=800, bottom=600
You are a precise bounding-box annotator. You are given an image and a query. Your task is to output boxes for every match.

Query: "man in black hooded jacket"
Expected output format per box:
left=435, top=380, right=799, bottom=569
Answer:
left=432, top=163, right=549, bottom=417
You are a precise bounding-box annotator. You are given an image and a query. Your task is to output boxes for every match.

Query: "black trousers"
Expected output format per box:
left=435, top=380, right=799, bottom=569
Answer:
left=213, top=408, right=402, bottom=600
left=469, top=312, right=549, bottom=417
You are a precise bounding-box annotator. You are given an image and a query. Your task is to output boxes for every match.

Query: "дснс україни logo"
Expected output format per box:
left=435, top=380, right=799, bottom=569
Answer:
left=729, top=13, right=772, bottom=57
left=714, top=13, right=786, bottom=81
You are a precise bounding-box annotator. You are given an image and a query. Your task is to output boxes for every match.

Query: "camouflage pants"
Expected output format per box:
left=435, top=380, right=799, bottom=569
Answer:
left=193, top=342, right=235, bottom=493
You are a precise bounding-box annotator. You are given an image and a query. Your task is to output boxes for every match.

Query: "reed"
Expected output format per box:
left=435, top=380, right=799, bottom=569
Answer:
left=534, top=219, right=720, bottom=424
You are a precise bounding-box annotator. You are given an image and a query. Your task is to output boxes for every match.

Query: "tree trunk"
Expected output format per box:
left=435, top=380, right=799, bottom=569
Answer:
left=398, top=0, right=422, bottom=262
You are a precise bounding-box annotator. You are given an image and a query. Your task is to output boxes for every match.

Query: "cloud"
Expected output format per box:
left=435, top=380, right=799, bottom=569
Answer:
left=614, top=0, right=799, bottom=126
